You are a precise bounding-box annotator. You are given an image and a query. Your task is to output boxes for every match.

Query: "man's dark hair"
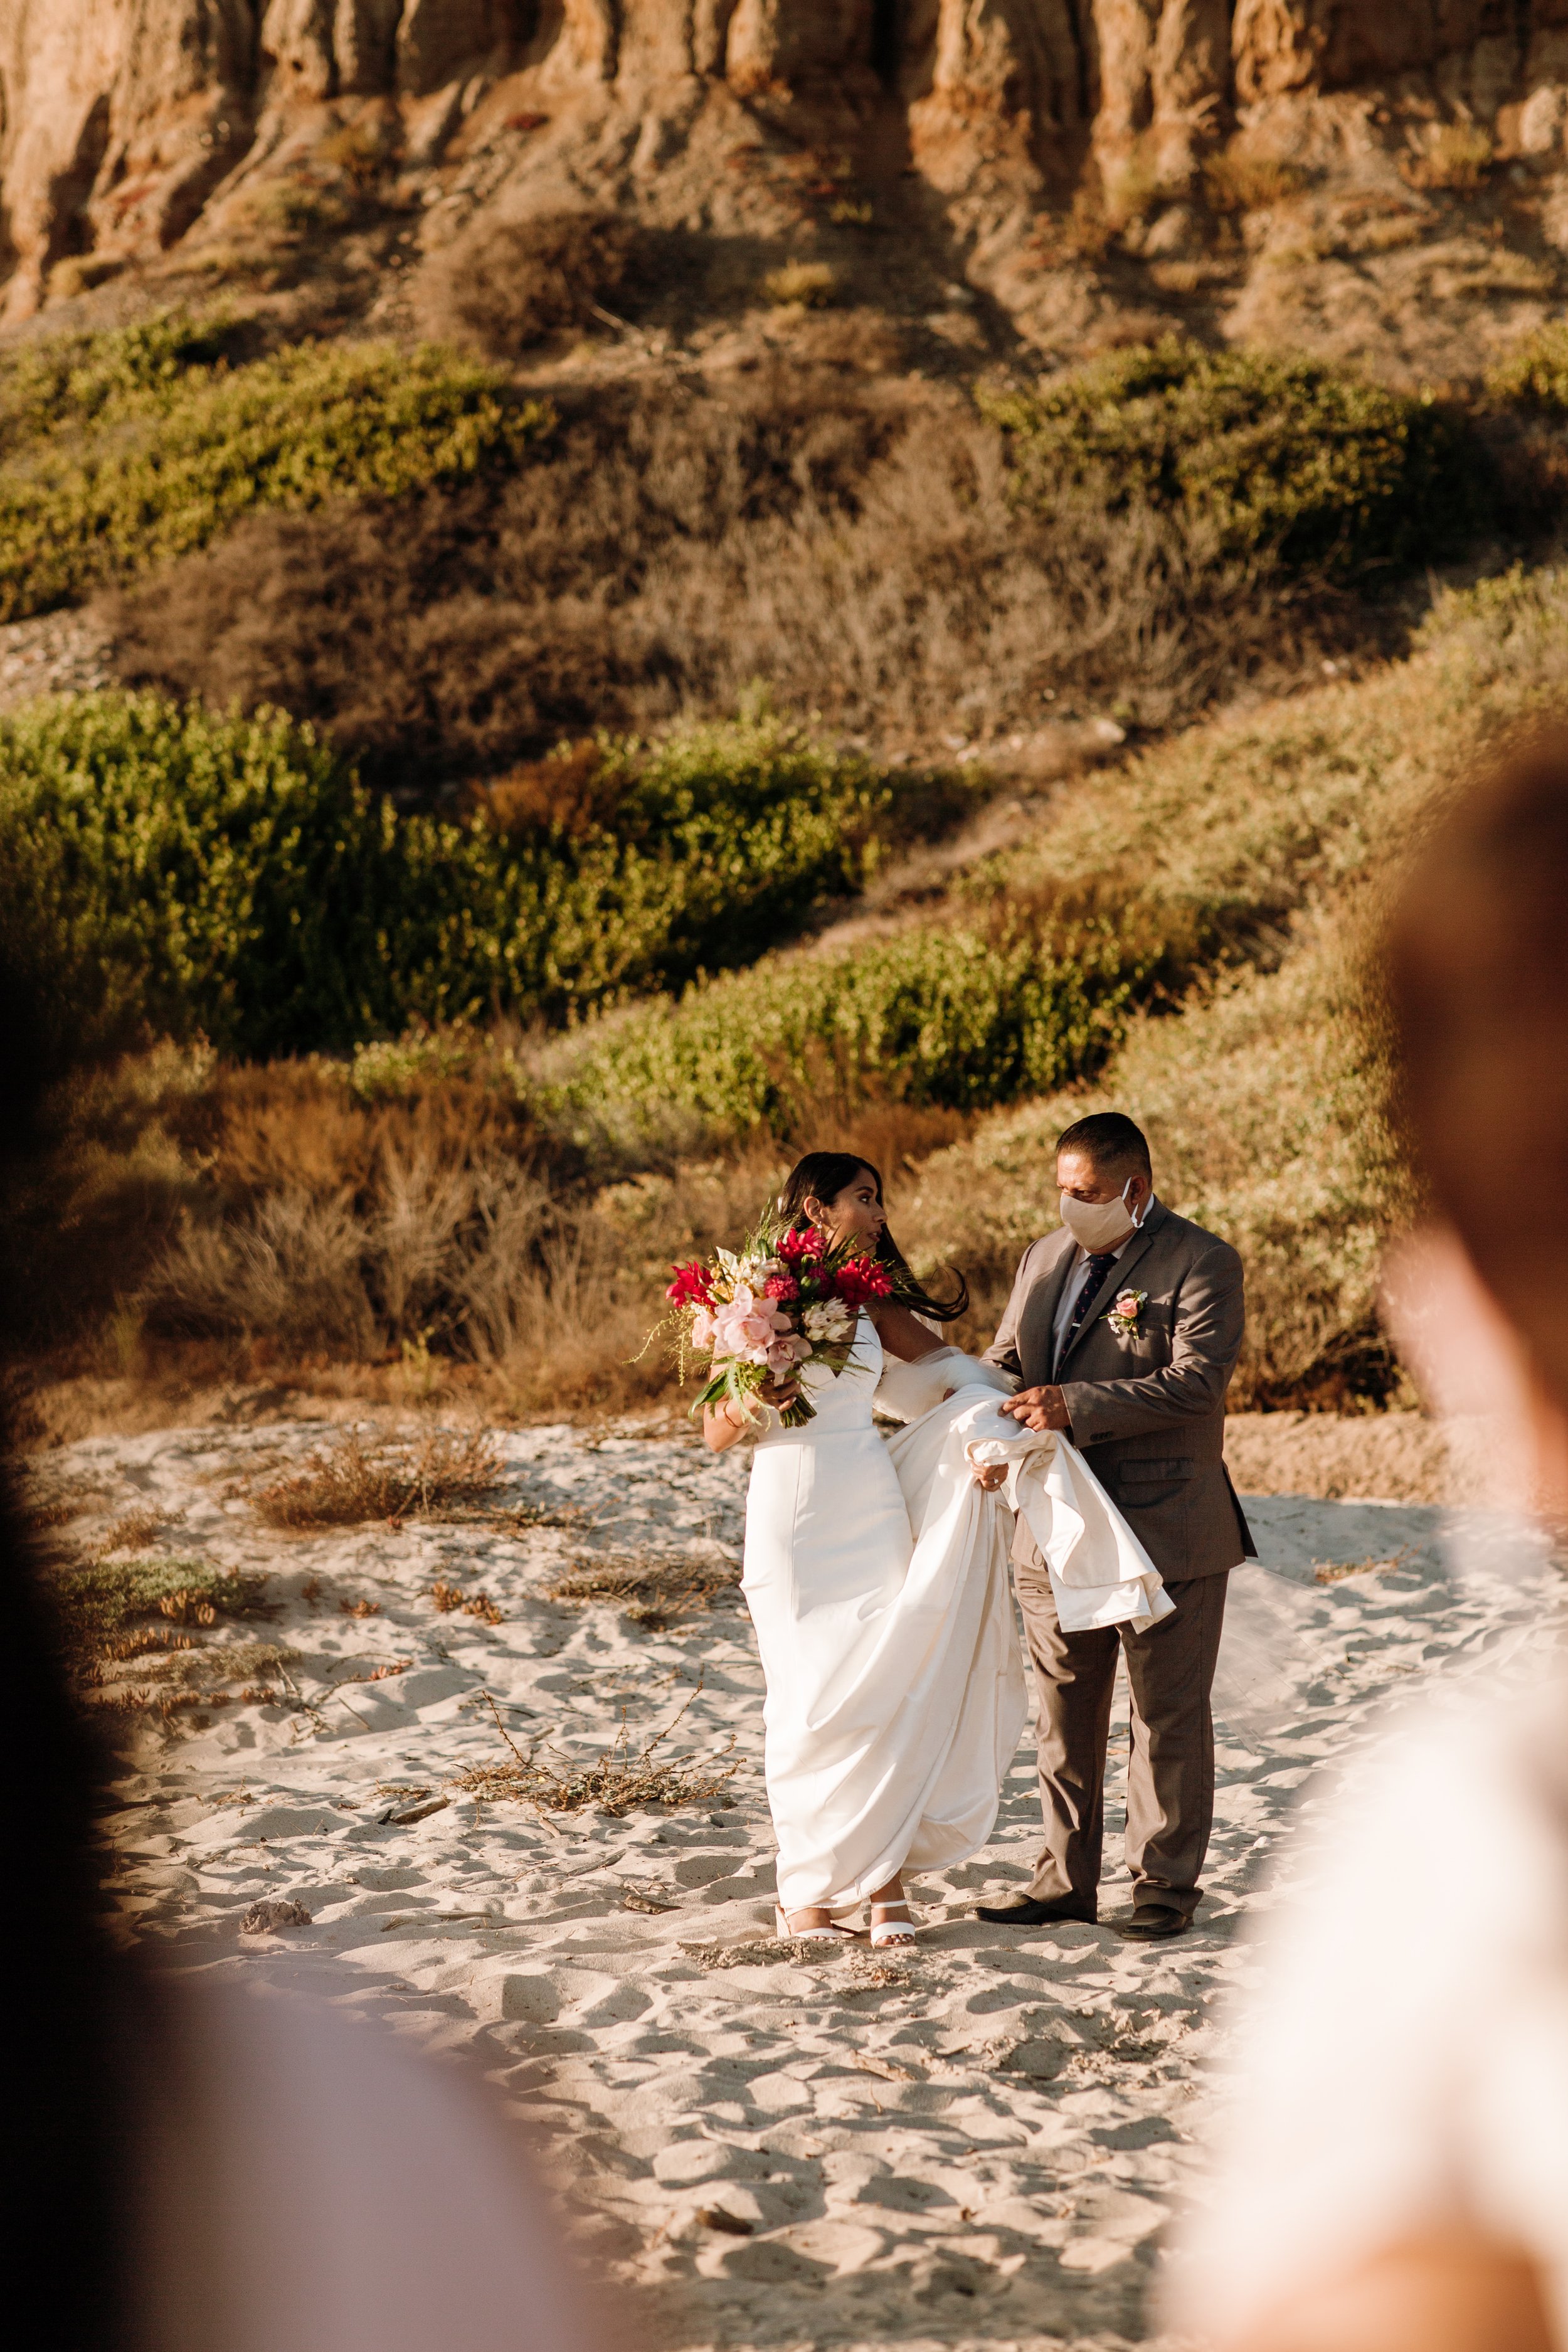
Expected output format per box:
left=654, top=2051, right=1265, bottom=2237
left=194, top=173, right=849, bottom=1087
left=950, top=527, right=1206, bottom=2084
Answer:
left=1055, top=1111, right=1152, bottom=1177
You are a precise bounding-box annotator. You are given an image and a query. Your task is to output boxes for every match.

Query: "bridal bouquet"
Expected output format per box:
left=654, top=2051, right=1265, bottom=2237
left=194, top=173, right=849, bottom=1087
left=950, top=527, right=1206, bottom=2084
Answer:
left=660, top=1218, right=893, bottom=1429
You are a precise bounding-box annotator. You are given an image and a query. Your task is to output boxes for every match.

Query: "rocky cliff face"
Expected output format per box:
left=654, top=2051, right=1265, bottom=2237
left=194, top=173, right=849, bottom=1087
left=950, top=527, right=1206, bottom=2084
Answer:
left=6, top=2, right=1568, bottom=375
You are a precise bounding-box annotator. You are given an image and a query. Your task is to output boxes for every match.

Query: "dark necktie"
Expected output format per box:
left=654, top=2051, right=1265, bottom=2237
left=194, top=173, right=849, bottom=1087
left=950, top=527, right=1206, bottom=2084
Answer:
left=1055, top=1252, right=1120, bottom=1375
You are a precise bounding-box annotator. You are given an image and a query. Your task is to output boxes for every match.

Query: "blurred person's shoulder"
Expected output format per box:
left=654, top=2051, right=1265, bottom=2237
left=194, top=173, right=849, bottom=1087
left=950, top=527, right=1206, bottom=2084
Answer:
left=1167, top=1665, right=1568, bottom=2344
left=137, top=1977, right=599, bottom=2352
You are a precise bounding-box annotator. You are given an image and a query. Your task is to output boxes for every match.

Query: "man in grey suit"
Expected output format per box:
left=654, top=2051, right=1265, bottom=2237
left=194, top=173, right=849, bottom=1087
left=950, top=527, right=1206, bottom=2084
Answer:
left=974, top=1111, right=1253, bottom=1942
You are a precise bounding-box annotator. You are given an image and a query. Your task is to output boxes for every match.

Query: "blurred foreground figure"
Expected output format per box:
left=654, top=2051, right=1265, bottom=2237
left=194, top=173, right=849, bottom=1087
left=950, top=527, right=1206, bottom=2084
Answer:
left=1167, top=738, right=1568, bottom=2352
left=0, top=975, right=601, bottom=2352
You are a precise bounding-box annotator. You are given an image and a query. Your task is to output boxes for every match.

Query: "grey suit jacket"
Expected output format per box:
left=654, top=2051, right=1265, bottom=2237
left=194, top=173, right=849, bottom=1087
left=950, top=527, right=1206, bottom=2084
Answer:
left=983, top=1198, right=1254, bottom=1582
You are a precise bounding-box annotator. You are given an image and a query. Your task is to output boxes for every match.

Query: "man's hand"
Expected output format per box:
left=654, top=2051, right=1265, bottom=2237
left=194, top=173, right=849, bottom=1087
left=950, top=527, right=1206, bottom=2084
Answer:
left=972, top=1462, right=1009, bottom=1492
left=1001, top=1385, right=1071, bottom=1433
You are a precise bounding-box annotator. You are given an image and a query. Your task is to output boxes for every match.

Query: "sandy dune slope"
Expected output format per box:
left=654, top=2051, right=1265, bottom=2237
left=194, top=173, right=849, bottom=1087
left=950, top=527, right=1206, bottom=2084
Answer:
left=39, top=1419, right=1568, bottom=2352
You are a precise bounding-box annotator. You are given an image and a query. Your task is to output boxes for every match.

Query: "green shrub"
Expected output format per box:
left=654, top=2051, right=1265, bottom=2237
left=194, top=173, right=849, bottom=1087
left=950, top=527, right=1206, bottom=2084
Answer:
left=475, top=724, right=983, bottom=1011
left=983, top=338, right=1478, bottom=575
left=0, top=696, right=983, bottom=1057
left=1488, top=321, right=1568, bottom=411
left=0, top=310, right=245, bottom=456
left=0, top=326, right=544, bottom=618
left=534, top=898, right=1184, bottom=1155
left=0, top=694, right=408, bottom=1057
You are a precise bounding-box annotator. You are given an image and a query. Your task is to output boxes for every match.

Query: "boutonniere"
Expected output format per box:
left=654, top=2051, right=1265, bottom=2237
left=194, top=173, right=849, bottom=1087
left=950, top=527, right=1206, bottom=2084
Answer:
left=1104, top=1289, right=1147, bottom=1339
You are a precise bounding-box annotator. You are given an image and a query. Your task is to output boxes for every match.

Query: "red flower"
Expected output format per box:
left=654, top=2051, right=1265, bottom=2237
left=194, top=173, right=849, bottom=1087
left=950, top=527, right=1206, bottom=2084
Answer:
left=778, top=1226, right=824, bottom=1261
left=763, top=1274, right=800, bottom=1301
left=836, top=1254, right=893, bottom=1305
left=665, top=1261, right=714, bottom=1308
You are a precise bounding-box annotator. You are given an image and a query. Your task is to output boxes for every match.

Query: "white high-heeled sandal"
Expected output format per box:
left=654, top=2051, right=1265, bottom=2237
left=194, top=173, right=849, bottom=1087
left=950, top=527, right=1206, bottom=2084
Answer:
left=775, top=1905, right=858, bottom=1942
left=869, top=1901, right=919, bottom=1949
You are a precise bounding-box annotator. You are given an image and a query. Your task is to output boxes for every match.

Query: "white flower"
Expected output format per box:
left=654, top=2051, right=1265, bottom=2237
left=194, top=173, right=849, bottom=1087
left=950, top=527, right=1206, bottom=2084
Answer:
left=803, top=1299, right=854, bottom=1343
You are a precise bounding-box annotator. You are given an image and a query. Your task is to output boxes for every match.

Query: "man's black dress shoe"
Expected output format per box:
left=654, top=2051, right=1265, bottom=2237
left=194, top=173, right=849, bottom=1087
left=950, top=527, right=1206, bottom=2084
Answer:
left=1113, top=1902, right=1191, bottom=1941
left=974, top=1894, right=1098, bottom=1927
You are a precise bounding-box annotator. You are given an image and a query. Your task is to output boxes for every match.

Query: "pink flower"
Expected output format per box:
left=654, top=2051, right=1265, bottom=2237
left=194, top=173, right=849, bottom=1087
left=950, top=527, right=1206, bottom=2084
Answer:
left=765, top=1335, right=810, bottom=1375
left=689, top=1305, right=717, bottom=1351
left=778, top=1226, right=825, bottom=1262
left=763, top=1273, right=800, bottom=1301
left=709, top=1286, right=788, bottom=1364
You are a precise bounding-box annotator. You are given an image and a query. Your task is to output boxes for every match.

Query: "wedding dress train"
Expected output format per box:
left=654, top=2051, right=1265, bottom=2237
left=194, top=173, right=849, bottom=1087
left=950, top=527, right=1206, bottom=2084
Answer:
left=741, top=1318, right=1173, bottom=1915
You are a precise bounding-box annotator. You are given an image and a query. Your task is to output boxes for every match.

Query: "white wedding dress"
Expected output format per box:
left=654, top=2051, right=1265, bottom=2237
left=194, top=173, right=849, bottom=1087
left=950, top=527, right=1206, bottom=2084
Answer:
left=740, top=1315, right=1029, bottom=1915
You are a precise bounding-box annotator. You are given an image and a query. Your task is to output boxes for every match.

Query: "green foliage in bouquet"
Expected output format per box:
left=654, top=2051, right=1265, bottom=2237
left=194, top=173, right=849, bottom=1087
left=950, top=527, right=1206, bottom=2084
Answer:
left=0, top=312, right=544, bottom=619
left=0, top=694, right=984, bottom=1058
left=984, top=337, right=1479, bottom=576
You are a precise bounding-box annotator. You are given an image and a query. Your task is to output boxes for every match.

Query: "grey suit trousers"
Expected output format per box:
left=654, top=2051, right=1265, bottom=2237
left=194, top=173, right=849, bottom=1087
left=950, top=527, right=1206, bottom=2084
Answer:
left=1013, top=1560, right=1229, bottom=1918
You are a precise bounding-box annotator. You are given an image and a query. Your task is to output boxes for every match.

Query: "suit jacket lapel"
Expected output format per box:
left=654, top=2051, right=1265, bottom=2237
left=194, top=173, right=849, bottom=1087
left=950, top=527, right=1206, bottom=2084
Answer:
left=1054, top=1202, right=1168, bottom=1378
left=1018, top=1234, right=1077, bottom=1385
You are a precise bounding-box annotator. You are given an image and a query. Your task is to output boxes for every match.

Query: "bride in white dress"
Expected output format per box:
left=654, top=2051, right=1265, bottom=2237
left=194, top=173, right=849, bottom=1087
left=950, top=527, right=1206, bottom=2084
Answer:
left=702, top=1152, right=1029, bottom=1949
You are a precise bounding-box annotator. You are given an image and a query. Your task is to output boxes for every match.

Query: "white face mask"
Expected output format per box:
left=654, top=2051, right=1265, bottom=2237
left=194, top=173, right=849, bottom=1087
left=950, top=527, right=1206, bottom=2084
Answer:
left=1059, top=1178, right=1142, bottom=1253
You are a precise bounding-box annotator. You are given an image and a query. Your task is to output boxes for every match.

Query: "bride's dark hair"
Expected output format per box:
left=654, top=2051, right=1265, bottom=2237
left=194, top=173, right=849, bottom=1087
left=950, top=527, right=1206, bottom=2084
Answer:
left=777, top=1152, right=969, bottom=1325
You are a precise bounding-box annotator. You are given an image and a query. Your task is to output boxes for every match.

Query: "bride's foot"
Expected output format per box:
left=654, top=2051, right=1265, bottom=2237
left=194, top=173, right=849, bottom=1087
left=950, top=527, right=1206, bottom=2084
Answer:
left=869, top=1901, right=919, bottom=1949
left=775, top=1904, right=858, bottom=1942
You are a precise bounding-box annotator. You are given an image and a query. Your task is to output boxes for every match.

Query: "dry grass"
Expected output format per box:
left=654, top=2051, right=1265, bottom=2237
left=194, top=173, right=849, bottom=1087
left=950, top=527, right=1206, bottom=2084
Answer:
left=1203, top=152, right=1308, bottom=214
left=1403, top=124, right=1493, bottom=193
left=543, top=1550, right=741, bottom=1629
left=23, top=1496, right=88, bottom=1529
left=107, top=366, right=1347, bottom=787
left=428, top=209, right=643, bottom=354
left=3, top=1038, right=970, bottom=1424
left=89, top=1505, right=177, bottom=1558
left=251, top=1426, right=506, bottom=1528
left=453, top=1688, right=739, bottom=1816
left=102, top=1635, right=297, bottom=1711
left=763, top=260, right=839, bottom=308
left=426, top=1581, right=504, bottom=1624
left=1313, top=1545, right=1416, bottom=1586
left=691, top=1939, right=913, bottom=1984
left=0, top=1040, right=551, bottom=1372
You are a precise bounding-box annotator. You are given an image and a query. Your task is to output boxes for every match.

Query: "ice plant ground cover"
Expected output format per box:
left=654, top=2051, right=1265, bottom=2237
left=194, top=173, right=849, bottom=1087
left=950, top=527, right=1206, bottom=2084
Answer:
left=659, top=1216, right=894, bottom=1429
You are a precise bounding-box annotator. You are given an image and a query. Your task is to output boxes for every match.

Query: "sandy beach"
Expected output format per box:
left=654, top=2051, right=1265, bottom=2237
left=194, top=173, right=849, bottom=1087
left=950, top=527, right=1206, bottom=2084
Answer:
left=34, top=1414, right=1568, bottom=2352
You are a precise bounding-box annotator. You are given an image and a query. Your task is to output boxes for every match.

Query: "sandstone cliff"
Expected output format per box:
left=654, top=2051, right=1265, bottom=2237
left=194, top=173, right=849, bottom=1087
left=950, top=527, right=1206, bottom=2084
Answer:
left=7, top=2, right=1568, bottom=376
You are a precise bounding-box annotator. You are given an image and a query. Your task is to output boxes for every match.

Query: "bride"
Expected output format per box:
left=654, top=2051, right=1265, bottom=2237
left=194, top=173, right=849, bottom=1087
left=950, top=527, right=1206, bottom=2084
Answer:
left=702, top=1151, right=1028, bottom=1949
